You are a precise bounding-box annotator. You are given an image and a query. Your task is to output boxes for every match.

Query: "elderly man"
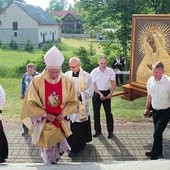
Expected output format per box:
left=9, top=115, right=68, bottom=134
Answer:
left=144, top=61, right=170, bottom=160
left=65, top=57, right=93, bottom=157
left=21, top=46, right=77, bottom=165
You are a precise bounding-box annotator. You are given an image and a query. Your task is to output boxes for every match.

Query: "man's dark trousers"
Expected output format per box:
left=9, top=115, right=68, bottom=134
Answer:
left=92, top=90, right=114, bottom=134
left=151, top=108, right=170, bottom=156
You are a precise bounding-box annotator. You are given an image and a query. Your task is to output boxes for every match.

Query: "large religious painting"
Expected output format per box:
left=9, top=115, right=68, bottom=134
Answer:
left=130, top=14, right=170, bottom=89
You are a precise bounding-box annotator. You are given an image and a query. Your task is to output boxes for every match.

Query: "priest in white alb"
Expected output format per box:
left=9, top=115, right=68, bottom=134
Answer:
left=65, top=57, right=93, bottom=157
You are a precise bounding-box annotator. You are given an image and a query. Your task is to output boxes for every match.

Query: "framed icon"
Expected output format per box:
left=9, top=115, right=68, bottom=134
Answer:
left=130, top=14, right=170, bottom=89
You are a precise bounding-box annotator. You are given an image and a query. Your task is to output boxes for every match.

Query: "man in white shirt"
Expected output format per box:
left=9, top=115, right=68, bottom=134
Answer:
left=91, top=55, right=116, bottom=139
left=144, top=61, right=170, bottom=160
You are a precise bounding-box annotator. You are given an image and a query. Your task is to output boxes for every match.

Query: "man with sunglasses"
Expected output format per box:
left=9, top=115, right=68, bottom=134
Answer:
left=65, top=57, right=93, bottom=157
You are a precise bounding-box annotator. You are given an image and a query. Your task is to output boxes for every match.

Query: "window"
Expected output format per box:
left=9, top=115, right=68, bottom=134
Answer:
left=13, top=22, right=18, bottom=30
left=0, top=21, right=2, bottom=25
left=14, top=32, right=17, bottom=37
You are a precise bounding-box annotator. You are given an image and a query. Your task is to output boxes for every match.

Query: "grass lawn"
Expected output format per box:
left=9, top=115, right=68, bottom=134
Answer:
left=61, top=37, right=103, bottom=54
left=0, top=49, right=43, bottom=67
left=0, top=49, right=43, bottom=77
left=1, top=78, right=22, bottom=121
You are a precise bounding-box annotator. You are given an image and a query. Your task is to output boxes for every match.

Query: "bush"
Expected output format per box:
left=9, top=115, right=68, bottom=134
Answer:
left=55, top=42, right=67, bottom=51
left=88, top=42, right=96, bottom=56
left=0, top=40, right=2, bottom=48
left=62, top=56, right=70, bottom=73
left=15, top=56, right=46, bottom=77
left=15, top=60, right=33, bottom=77
left=25, top=40, right=34, bottom=52
left=1, top=44, right=7, bottom=50
left=35, top=56, right=46, bottom=73
left=9, top=40, right=18, bottom=50
left=41, top=43, right=54, bottom=52
left=73, top=47, right=95, bottom=73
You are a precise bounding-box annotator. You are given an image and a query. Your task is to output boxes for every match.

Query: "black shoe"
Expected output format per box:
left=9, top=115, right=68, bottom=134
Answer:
left=0, top=159, right=6, bottom=163
left=68, top=151, right=76, bottom=157
left=52, top=161, right=57, bottom=164
left=150, top=155, right=158, bottom=160
left=145, top=152, right=162, bottom=157
left=108, top=133, right=113, bottom=139
left=93, top=132, right=102, bottom=137
left=145, top=152, right=152, bottom=157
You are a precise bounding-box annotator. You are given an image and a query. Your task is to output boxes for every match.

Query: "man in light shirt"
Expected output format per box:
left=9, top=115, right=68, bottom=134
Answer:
left=144, top=61, right=170, bottom=160
left=91, top=55, right=116, bottom=139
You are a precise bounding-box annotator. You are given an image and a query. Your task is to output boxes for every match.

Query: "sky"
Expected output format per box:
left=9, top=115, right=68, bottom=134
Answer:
left=25, top=0, right=75, bottom=10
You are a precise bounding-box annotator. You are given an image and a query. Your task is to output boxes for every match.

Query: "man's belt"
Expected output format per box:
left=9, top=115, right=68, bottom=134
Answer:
left=153, top=107, right=170, bottom=112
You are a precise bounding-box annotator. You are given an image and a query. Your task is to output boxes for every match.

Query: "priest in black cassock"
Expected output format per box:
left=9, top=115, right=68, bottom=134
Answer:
left=65, top=57, right=93, bottom=157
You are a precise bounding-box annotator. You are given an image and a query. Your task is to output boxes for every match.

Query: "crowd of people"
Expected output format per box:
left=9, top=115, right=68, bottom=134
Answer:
left=0, top=46, right=170, bottom=164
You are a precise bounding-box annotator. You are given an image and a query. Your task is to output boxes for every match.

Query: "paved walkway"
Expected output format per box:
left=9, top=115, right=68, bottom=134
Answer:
left=1, top=120, right=170, bottom=169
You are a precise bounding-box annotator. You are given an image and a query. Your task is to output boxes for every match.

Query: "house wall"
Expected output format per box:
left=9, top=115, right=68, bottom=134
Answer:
left=0, top=3, right=39, bottom=47
left=38, top=25, right=60, bottom=45
left=0, top=29, right=38, bottom=47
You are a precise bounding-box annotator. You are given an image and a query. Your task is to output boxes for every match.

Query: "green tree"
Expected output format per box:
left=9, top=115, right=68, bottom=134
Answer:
left=73, top=47, right=93, bottom=72
left=76, top=0, right=106, bottom=29
left=106, top=0, right=148, bottom=68
left=147, top=0, right=170, bottom=14
left=75, top=0, right=170, bottom=69
left=48, top=0, right=68, bottom=11
left=76, top=0, right=145, bottom=67
left=4, top=0, right=25, bottom=5
left=0, top=0, right=3, bottom=11
left=0, top=0, right=25, bottom=11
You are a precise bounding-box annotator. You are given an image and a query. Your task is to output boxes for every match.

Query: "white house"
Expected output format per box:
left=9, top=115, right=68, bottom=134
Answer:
left=0, top=1, right=61, bottom=48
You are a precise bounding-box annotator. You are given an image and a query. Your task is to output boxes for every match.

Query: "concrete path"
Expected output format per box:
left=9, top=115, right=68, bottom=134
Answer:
left=0, top=120, right=170, bottom=169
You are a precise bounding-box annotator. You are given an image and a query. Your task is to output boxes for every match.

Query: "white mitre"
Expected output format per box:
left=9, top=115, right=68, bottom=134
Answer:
left=44, top=46, right=64, bottom=69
